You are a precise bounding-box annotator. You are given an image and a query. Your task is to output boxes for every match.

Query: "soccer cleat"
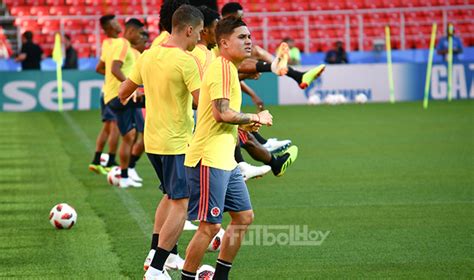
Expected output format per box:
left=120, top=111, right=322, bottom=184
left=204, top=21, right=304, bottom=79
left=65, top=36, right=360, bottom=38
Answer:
left=119, top=177, right=142, bottom=188
left=183, top=220, right=198, bottom=231
left=128, top=168, right=143, bottom=182
left=300, top=64, right=325, bottom=89
left=143, top=267, right=171, bottom=280
left=238, top=162, right=272, bottom=181
left=88, top=163, right=107, bottom=175
left=144, top=249, right=155, bottom=271
left=273, top=146, right=298, bottom=177
left=271, top=42, right=289, bottom=76
left=263, top=138, right=292, bottom=154
left=164, top=253, right=185, bottom=270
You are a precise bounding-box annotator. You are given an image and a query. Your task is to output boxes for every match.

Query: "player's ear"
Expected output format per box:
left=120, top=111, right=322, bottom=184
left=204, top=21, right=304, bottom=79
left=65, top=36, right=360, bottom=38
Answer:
left=220, top=38, right=228, bottom=49
left=186, top=25, right=193, bottom=37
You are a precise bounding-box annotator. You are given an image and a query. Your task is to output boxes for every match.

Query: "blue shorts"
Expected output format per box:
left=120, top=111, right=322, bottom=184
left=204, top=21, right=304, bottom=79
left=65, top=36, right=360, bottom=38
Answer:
left=100, top=95, right=116, bottom=122
left=147, top=154, right=189, bottom=200
left=186, top=163, right=252, bottom=224
left=108, top=97, right=144, bottom=136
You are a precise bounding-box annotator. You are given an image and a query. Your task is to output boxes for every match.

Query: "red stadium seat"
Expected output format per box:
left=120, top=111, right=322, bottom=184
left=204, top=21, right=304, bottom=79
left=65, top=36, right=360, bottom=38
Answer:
left=49, top=6, right=69, bottom=16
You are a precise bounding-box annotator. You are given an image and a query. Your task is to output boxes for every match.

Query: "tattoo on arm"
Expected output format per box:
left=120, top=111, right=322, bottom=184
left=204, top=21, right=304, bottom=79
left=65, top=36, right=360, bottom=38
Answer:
left=214, top=99, right=254, bottom=124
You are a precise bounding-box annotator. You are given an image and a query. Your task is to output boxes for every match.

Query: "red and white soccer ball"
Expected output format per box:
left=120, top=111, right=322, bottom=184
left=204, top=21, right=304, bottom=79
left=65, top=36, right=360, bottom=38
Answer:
left=196, top=264, right=215, bottom=280
left=207, top=228, right=225, bottom=252
left=100, top=153, right=109, bottom=167
left=49, top=203, right=77, bottom=229
left=107, top=166, right=121, bottom=186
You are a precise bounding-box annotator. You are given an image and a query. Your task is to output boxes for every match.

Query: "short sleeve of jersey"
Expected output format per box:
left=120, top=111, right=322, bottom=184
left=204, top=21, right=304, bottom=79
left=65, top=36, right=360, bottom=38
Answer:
left=112, top=39, right=129, bottom=63
left=100, top=40, right=107, bottom=61
left=128, top=52, right=143, bottom=85
left=181, top=55, right=202, bottom=93
left=209, top=59, right=232, bottom=101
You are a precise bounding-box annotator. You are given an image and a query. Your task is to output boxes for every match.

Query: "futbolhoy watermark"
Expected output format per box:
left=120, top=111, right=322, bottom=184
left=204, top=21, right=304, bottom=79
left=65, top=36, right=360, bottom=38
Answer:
left=228, top=225, right=330, bottom=246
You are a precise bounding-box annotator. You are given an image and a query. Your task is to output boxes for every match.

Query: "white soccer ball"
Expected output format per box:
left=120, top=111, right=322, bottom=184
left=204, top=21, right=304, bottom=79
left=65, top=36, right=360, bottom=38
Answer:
left=307, top=94, right=321, bottom=105
left=207, top=228, right=225, bottom=252
left=107, top=166, right=121, bottom=186
left=335, top=94, right=347, bottom=104
left=100, top=153, right=109, bottom=167
left=325, top=94, right=336, bottom=105
left=49, top=203, right=77, bottom=229
left=196, top=264, right=215, bottom=280
left=355, top=93, right=368, bottom=104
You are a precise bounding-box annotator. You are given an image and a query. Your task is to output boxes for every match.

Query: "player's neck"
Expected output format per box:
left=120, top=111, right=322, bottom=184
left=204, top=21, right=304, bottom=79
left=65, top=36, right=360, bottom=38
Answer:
left=220, top=52, right=242, bottom=68
left=167, top=34, right=189, bottom=51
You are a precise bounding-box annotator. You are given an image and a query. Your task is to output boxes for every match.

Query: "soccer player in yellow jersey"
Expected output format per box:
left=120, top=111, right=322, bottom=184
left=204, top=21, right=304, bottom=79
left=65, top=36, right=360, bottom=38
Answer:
left=181, top=17, right=273, bottom=280
left=105, top=18, right=146, bottom=188
left=88, top=15, right=121, bottom=175
left=118, top=5, right=204, bottom=279
left=191, top=6, right=219, bottom=73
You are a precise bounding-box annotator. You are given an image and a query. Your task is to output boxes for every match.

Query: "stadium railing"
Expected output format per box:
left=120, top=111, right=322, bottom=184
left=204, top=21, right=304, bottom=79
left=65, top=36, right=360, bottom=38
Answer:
left=1, top=4, right=473, bottom=58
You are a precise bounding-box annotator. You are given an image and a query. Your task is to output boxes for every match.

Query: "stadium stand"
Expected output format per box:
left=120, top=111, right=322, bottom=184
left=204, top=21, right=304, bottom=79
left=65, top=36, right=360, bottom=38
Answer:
left=1, top=0, right=473, bottom=58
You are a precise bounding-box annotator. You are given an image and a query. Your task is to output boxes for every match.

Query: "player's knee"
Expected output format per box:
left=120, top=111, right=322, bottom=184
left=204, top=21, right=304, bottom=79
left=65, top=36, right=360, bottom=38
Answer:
left=200, top=222, right=221, bottom=238
left=169, top=198, right=188, bottom=217
left=234, top=210, right=254, bottom=226
left=123, top=130, right=136, bottom=143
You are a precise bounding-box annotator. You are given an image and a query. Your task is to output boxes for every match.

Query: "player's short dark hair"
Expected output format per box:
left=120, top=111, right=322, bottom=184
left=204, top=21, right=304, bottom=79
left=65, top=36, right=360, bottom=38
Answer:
left=221, top=2, right=243, bottom=17
left=23, top=31, right=33, bottom=41
left=125, top=18, right=145, bottom=29
left=159, top=0, right=190, bottom=33
left=100, top=14, right=115, bottom=28
left=215, top=16, right=246, bottom=45
left=64, top=34, right=71, bottom=41
left=197, top=5, right=220, bottom=28
left=172, top=5, right=204, bottom=32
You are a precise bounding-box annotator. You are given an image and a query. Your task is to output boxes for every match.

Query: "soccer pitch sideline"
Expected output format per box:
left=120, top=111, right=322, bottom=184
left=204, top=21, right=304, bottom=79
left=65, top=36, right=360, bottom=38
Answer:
left=0, top=101, right=472, bottom=279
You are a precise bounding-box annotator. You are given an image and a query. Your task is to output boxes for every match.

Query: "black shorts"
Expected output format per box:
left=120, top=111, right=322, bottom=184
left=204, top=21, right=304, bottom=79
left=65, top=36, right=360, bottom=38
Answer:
left=108, top=97, right=144, bottom=136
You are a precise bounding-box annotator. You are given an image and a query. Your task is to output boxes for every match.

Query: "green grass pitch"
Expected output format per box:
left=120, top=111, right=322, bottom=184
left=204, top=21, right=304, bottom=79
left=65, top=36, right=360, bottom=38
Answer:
left=0, top=100, right=472, bottom=279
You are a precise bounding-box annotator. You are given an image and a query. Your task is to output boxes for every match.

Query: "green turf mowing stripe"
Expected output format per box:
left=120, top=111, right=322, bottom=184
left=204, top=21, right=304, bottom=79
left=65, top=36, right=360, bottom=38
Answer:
left=0, top=112, right=124, bottom=278
left=62, top=111, right=153, bottom=237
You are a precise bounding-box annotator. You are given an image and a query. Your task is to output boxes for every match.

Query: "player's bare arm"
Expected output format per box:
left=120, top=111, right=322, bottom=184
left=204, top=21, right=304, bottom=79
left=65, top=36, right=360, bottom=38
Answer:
left=118, top=79, right=139, bottom=105
left=212, top=98, right=272, bottom=125
left=191, top=89, right=200, bottom=110
left=111, top=60, right=126, bottom=82
left=95, top=60, right=105, bottom=75
left=240, top=81, right=264, bottom=111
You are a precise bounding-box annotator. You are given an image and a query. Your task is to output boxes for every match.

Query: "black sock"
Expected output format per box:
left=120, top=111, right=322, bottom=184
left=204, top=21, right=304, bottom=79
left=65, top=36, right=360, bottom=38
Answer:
left=129, top=154, right=141, bottom=168
left=170, top=244, right=178, bottom=255
left=150, top=233, right=159, bottom=250
left=92, top=151, right=101, bottom=165
left=286, top=66, right=304, bottom=84
left=251, top=132, right=267, bottom=144
left=234, top=146, right=244, bottom=163
left=121, top=168, right=128, bottom=179
left=107, top=153, right=117, bottom=166
left=255, top=60, right=272, bottom=72
left=181, top=270, right=196, bottom=280
left=214, top=259, right=232, bottom=280
left=150, top=247, right=170, bottom=271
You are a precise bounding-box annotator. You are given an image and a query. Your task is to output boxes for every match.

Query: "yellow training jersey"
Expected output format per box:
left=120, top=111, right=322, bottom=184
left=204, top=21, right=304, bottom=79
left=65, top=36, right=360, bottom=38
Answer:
left=128, top=44, right=201, bottom=155
left=151, top=31, right=170, bottom=48
left=190, top=44, right=216, bottom=74
left=103, top=38, right=136, bottom=104
left=99, top=38, right=117, bottom=94
left=185, top=56, right=242, bottom=171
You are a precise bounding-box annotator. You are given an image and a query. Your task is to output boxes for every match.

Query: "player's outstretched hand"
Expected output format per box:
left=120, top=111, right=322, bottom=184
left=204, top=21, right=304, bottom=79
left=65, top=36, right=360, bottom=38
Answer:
left=257, top=110, right=273, bottom=126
